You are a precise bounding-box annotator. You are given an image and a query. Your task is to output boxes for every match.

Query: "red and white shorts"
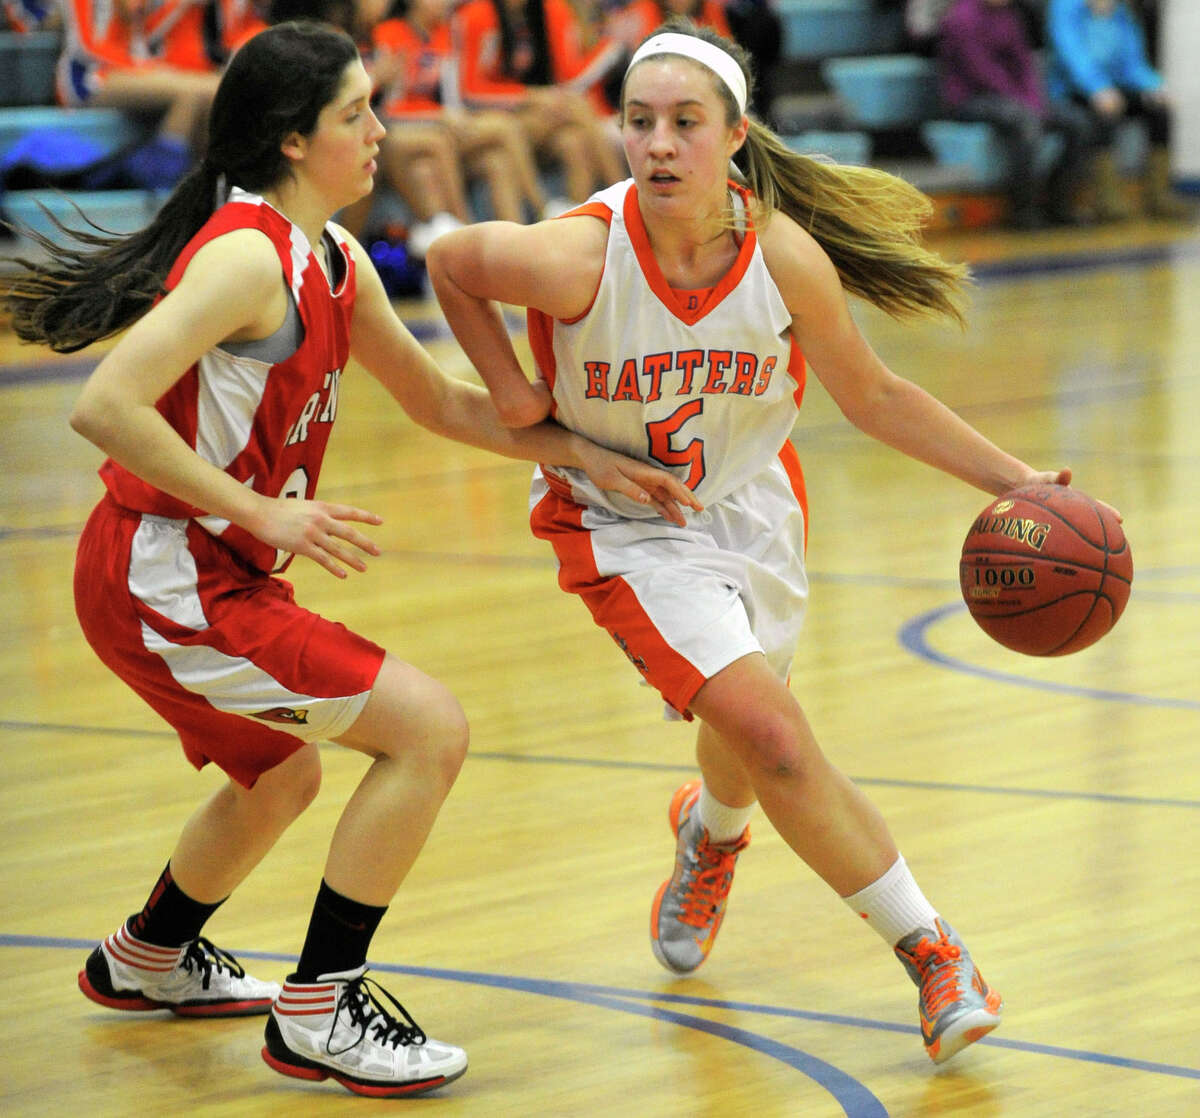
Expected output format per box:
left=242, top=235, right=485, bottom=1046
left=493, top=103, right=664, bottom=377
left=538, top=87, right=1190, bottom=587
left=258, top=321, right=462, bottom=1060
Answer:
left=75, top=494, right=386, bottom=787
left=530, top=455, right=809, bottom=719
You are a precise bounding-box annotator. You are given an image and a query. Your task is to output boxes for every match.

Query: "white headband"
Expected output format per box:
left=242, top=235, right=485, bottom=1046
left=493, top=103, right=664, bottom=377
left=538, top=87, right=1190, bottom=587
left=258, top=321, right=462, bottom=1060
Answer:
left=627, top=32, right=748, bottom=116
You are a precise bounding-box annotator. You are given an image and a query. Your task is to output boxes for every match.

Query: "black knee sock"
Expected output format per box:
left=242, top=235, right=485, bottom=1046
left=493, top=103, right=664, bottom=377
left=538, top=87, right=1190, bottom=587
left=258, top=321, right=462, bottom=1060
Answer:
left=294, top=879, right=387, bottom=982
left=127, top=863, right=225, bottom=948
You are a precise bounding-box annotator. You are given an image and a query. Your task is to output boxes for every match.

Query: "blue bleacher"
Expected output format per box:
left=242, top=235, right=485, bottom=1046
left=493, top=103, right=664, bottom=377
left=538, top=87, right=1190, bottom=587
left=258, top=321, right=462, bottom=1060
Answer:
left=920, top=121, right=1012, bottom=189
left=0, top=105, right=147, bottom=164
left=777, top=0, right=904, bottom=63
left=4, top=188, right=165, bottom=239
left=776, top=5, right=1025, bottom=210
left=783, top=130, right=873, bottom=166
left=821, top=54, right=939, bottom=130
left=2, top=92, right=159, bottom=249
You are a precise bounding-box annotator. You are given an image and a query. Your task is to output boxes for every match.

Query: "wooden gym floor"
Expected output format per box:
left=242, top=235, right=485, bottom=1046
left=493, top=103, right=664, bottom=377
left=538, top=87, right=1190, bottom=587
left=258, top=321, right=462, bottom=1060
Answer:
left=1, top=215, right=1198, bottom=1116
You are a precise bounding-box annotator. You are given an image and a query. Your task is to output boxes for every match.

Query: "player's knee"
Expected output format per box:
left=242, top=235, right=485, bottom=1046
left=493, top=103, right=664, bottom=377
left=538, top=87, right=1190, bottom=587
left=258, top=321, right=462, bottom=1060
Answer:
left=740, top=717, right=814, bottom=785
left=394, top=681, right=469, bottom=795
left=551, top=128, right=587, bottom=162
left=429, top=693, right=469, bottom=792
left=288, top=755, right=323, bottom=814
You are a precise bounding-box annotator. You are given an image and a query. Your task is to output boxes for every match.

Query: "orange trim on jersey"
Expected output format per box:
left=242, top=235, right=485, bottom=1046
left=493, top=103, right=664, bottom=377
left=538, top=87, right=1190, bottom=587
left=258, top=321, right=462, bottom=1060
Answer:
left=530, top=485, right=705, bottom=715
left=558, top=202, right=612, bottom=325
left=787, top=334, right=806, bottom=410
left=622, top=181, right=756, bottom=326
left=777, top=439, right=809, bottom=554
left=526, top=307, right=558, bottom=409
left=525, top=201, right=613, bottom=368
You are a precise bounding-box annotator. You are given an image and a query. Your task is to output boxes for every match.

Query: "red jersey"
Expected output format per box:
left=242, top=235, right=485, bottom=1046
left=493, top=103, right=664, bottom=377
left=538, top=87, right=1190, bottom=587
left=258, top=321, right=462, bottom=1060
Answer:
left=100, top=190, right=356, bottom=575
left=372, top=16, right=452, bottom=118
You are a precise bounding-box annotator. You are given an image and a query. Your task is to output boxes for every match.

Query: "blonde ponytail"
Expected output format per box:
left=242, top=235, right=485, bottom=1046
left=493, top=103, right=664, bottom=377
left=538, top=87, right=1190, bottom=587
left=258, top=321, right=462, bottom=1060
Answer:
left=738, top=121, right=969, bottom=326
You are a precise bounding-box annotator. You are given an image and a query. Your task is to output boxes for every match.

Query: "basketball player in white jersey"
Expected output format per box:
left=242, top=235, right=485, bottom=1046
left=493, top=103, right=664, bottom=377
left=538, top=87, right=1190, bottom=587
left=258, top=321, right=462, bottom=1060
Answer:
left=4, top=21, right=697, bottom=1099
left=427, top=19, right=1080, bottom=1065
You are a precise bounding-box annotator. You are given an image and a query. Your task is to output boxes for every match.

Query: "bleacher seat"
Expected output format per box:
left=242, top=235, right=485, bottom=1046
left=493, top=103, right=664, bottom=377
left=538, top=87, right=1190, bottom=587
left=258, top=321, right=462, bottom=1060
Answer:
left=0, top=31, right=60, bottom=107
left=782, top=130, right=873, bottom=165
left=922, top=117, right=1144, bottom=189
left=920, top=120, right=1010, bottom=188
left=777, top=0, right=903, bottom=63
left=1, top=107, right=160, bottom=253
left=0, top=105, right=147, bottom=164
left=5, top=189, right=163, bottom=240
left=821, top=54, right=938, bottom=129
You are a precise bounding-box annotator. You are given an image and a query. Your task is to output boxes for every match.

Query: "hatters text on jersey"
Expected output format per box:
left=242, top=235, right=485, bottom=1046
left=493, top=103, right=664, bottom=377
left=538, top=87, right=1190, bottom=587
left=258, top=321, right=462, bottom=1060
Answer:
left=583, top=349, right=777, bottom=403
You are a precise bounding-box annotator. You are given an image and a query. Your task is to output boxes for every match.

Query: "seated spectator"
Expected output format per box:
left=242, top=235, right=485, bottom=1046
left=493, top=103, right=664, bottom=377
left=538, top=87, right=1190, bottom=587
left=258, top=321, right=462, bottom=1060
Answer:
left=372, top=0, right=553, bottom=249
left=1045, top=0, right=1189, bottom=220
left=904, top=0, right=953, bottom=54
left=57, top=0, right=222, bottom=187
left=601, top=0, right=777, bottom=118
left=937, top=0, right=1094, bottom=229
left=217, top=0, right=269, bottom=54
left=604, top=0, right=730, bottom=52
left=450, top=0, right=626, bottom=205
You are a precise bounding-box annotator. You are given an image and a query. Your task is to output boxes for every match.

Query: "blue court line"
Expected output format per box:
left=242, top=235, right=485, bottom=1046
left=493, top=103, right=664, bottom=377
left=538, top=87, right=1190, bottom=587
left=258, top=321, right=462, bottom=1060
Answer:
left=2, top=718, right=1197, bottom=810
left=1, top=934, right=884, bottom=1117
left=968, top=237, right=1200, bottom=282
left=5, top=934, right=1197, bottom=1091
left=899, top=600, right=1200, bottom=714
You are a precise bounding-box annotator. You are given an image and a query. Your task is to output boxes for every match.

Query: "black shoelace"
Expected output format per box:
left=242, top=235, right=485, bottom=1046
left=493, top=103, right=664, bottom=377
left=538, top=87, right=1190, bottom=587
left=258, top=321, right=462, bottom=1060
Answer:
left=179, top=938, right=247, bottom=990
left=326, top=974, right=428, bottom=1057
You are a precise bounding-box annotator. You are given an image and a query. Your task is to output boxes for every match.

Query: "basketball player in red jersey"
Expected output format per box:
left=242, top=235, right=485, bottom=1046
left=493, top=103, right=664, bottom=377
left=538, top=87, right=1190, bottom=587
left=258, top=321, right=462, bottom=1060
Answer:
left=427, top=19, right=1099, bottom=1066
left=4, top=21, right=696, bottom=1098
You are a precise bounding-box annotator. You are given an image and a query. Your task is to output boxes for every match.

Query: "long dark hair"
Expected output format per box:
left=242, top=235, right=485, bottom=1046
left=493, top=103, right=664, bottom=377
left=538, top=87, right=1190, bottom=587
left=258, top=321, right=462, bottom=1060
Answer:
left=493, top=0, right=552, bottom=86
left=2, top=21, right=360, bottom=353
left=621, top=20, right=969, bottom=325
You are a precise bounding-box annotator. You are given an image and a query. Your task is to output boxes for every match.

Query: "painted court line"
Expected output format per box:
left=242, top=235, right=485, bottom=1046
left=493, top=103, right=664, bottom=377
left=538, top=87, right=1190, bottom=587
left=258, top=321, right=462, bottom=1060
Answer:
left=3, top=935, right=1196, bottom=1092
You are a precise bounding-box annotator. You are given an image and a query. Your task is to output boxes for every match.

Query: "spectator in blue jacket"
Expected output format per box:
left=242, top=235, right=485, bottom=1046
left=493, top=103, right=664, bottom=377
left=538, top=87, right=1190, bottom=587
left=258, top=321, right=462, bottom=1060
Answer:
left=938, top=0, right=1093, bottom=229
left=1046, top=0, right=1189, bottom=219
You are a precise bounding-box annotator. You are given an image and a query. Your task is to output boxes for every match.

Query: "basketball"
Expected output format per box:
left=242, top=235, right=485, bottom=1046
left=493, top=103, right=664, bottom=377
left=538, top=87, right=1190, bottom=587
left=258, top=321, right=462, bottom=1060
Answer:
left=959, top=484, right=1132, bottom=656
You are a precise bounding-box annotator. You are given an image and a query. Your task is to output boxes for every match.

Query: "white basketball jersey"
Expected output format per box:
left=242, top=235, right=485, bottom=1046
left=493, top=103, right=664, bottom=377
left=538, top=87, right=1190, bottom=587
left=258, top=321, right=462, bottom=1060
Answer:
left=527, top=178, right=805, bottom=516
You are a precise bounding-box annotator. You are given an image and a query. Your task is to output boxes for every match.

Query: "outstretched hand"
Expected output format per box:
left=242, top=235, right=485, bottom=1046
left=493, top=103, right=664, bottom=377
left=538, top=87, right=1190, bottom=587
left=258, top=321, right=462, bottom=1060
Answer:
left=252, top=497, right=383, bottom=578
left=575, top=444, right=703, bottom=527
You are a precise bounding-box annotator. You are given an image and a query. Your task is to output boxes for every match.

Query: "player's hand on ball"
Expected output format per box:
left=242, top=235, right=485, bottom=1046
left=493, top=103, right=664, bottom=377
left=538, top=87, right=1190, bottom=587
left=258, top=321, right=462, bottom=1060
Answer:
left=1018, top=467, right=1123, bottom=523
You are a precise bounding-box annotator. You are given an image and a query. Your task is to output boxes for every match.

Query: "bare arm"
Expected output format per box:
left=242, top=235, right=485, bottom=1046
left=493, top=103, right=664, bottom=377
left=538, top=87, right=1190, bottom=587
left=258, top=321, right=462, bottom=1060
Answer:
left=69, top=230, right=384, bottom=577
left=425, top=217, right=608, bottom=427
left=761, top=218, right=1069, bottom=497
left=346, top=232, right=701, bottom=523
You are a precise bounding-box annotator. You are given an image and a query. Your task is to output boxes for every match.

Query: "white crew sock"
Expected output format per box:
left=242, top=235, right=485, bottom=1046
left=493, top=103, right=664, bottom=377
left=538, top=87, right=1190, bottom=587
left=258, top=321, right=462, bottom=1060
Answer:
left=842, top=856, right=939, bottom=946
left=696, top=783, right=754, bottom=844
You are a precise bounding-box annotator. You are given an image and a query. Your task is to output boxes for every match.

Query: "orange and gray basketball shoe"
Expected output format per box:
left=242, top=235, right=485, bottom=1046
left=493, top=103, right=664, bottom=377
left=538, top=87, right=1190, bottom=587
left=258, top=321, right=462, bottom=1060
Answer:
left=894, top=918, right=1003, bottom=1063
left=650, top=779, right=750, bottom=975
left=78, top=922, right=279, bottom=1016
